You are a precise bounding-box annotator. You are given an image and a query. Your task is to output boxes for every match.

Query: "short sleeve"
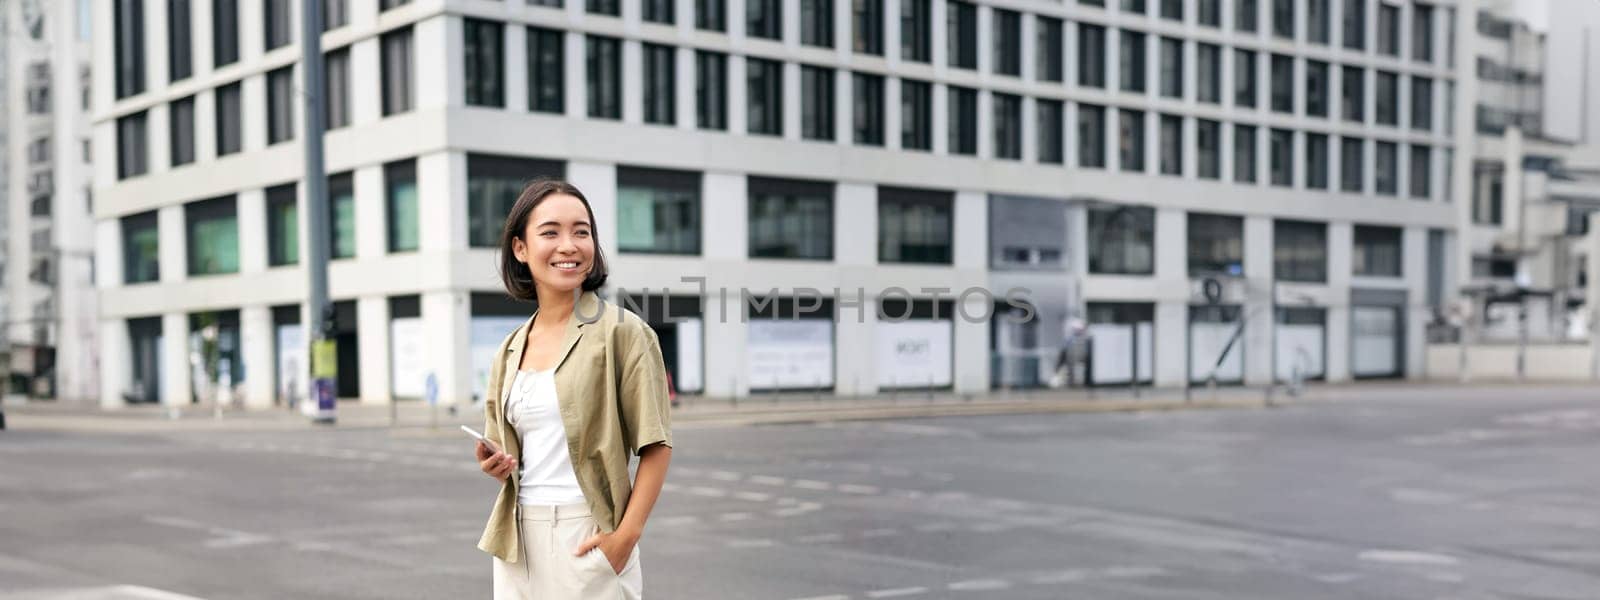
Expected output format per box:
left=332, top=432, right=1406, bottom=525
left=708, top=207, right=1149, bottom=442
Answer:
left=617, top=320, right=674, bottom=456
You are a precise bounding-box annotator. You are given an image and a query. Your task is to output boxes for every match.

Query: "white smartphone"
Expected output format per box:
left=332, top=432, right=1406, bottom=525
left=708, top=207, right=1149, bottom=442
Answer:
left=461, top=425, right=502, bottom=454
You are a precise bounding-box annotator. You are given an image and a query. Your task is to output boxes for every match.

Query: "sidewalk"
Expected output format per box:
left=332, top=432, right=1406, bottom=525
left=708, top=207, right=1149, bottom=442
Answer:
left=0, top=384, right=1294, bottom=433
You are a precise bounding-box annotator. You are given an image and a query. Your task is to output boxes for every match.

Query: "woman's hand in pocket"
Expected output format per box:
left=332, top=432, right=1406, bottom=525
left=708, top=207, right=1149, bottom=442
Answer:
left=575, top=529, right=638, bottom=575
left=475, top=440, right=516, bottom=482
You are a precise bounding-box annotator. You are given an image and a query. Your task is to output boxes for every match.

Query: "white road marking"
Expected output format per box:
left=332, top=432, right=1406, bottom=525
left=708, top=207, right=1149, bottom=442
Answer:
left=708, top=470, right=743, bottom=481
left=726, top=538, right=776, bottom=548
left=112, top=585, right=211, bottom=600
left=947, top=579, right=1011, bottom=591
left=719, top=512, right=753, bottom=522
left=796, top=533, right=845, bottom=544
left=914, top=523, right=958, bottom=533
left=838, top=484, right=880, bottom=495
left=793, top=479, right=833, bottom=490
left=1030, top=569, right=1091, bottom=584
left=860, top=528, right=899, bottom=538
left=789, top=595, right=849, bottom=600
left=733, top=491, right=773, bottom=502
left=143, top=516, right=272, bottom=549
left=688, top=486, right=728, bottom=498
left=865, top=587, right=928, bottom=598
left=750, top=475, right=788, bottom=486
left=1358, top=550, right=1461, bottom=567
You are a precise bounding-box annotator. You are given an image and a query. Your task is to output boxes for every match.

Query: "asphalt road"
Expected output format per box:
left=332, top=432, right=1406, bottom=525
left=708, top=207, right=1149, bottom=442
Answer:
left=1, top=385, right=1598, bottom=599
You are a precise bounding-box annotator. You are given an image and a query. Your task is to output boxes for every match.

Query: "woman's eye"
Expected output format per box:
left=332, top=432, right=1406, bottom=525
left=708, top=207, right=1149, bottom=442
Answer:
left=540, top=231, right=557, bottom=238
left=575, top=230, right=590, bottom=237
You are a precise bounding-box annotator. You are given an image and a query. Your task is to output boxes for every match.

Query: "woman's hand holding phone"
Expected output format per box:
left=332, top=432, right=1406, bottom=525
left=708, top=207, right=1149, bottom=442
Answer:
left=465, top=426, right=517, bottom=482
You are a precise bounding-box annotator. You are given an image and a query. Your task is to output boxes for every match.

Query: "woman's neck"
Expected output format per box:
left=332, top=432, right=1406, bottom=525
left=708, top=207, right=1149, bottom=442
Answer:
left=533, top=286, right=578, bottom=328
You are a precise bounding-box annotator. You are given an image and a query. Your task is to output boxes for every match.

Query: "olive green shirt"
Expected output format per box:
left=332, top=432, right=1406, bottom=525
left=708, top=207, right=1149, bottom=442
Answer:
left=477, top=291, right=675, bottom=563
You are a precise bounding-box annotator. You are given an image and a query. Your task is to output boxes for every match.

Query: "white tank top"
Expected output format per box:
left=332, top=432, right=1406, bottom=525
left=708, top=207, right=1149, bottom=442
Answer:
left=506, top=369, right=588, bottom=506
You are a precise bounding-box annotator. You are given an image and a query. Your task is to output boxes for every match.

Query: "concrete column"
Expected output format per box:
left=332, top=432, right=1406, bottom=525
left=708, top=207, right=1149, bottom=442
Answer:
left=930, top=0, right=947, bottom=70
left=236, top=188, right=267, bottom=273
left=676, top=45, right=696, bottom=129
left=1021, top=96, right=1037, bottom=163
left=1403, top=227, right=1428, bottom=379
left=703, top=172, right=750, bottom=260
left=835, top=288, right=877, bottom=397
left=565, top=31, right=586, bottom=119
left=347, top=37, right=379, bottom=126
left=1589, top=214, right=1600, bottom=380
left=702, top=290, right=749, bottom=399
left=95, top=220, right=123, bottom=291
left=354, top=165, right=386, bottom=259
left=932, top=83, right=948, bottom=155
left=835, top=67, right=852, bottom=145
left=622, top=39, right=644, bottom=124
left=566, top=161, right=619, bottom=256
left=1327, top=222, right=1354, bottom=382
left=149, top=101, right=172, bottom=173
left=422, top=290, right=471, bottom=405
left=505, top=24, right=529, bottom=113
left=885, top=75, right=902, bottom=150
left=99, top=319, right=131, bottom=409
left=162, top=312, right=192, bottom=407
left=418, top=151, right=464, bottom=252
left=159, top=205, right=187, bottom=283
left=240, top=305, right=274, bottom=408
left=729, top=55, right=748, bottom=134
left=1242, top=215, right=1274, bottom=385
left=195, top=88, right=218, bottom=162
left=238, top=0, right=264, bottom=63
left=884, top=0, right=902, bottom=68
left=357, top=295, right=391, bottom=405
left=1155, top=208, right=1188, bottom=387
left=417, top=14, right=459, bottom=110
left=1155, top=302, right=1188, bottom=387
left=240, top=73, right=266, bottom=153
left=782, top=61, right=801, bottom=140
left=953, top=190, right=989, bottom=393
left=976, top=90, right=993, bottom=159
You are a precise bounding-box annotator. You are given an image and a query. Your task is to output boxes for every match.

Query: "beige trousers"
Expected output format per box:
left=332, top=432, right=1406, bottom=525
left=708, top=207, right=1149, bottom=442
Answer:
left=492, top=503, right=643, bottom=599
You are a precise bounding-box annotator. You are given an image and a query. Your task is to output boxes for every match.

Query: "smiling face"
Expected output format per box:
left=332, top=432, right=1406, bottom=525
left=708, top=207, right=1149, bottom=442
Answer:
left=511, top=193, right=595, bottom=296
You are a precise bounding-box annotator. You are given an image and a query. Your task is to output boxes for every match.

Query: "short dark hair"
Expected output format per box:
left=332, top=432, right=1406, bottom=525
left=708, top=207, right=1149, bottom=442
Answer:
left=498, top=178, right=609, bottom=301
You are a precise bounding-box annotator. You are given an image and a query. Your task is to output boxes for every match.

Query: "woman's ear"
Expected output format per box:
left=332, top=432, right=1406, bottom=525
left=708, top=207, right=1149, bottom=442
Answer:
left=511, top=236, right=526, bottom=264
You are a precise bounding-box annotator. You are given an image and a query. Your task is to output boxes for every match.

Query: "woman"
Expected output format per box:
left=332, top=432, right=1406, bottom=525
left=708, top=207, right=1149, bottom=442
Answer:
left=474, top=179, right=674, bottom=599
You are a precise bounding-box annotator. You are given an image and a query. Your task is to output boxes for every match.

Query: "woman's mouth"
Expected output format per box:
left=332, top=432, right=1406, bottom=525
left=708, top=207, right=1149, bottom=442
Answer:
left=551, top=261, right=581, bottom=272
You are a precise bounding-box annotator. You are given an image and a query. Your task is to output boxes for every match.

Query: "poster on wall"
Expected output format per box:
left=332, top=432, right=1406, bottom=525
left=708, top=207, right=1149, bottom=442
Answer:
left=389, top=317, right=425, bottom=398
left=276, top=324, right=304, bottom=407
left=471, top=317, right=529, bottom=402
left=674, top=318, right=704, bottom=393
left=747, top=320, right=834, bottom=390
left=876, top=320, right=953, bottom=388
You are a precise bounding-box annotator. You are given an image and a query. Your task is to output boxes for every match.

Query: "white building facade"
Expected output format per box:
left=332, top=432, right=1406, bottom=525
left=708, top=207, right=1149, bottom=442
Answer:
left=94, top=0, right=1467, bottom=409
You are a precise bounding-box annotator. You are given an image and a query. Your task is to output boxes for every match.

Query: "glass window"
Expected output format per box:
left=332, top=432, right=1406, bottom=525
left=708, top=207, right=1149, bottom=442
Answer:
left=698, top=0, right=726, bottom=31
left=1119, top=109, right=1145, bottom=172
left=749, top=0, right=782, bottom=39
left=901, top=0, right=931, bottom=62
left=1198, top=43, right=1221, bottom=103
left=325, top=48, right=351, bottom=129
left=1473, top=163, right=1504, bottom=225
left=1343, top=0, right=1365, bottom=49
left=1235, top=49, right=1257, bottom=108
left=1160, top=0, right=1182, bottom=20
left=1375, top=71, right=1398, bottom=125
left=170, top=96, right=196, bottom=167
left=464, top=19, right=505, bottom=108
left=801, top=65, right=835, bottom=141
left=587, top=36, right=622, bottom=119
left=1270, top=54, right=1293, bottom=113
left=1411, top=77, right=1432, bottom=131
left=187, top=196, right=239, bottom=276
left=643, top=43, right=676, bottom=125
left=1159, top=115, right=1182, bottom=176
left=115, top=0, right=146, bottom=98
left=381, top=27, right=414, bottom=115
left=1377, top=4, right=1399, bottom=55
left=266, top=66, right=294, bottom=144
left=216, top=82, right=242, bottom=155
left=1341, top=137, right=1363, bottom=192
left=853, top=72, right=885, bottom=146
left=855, top=0, right=884, bottom=54
left=618, top=167, right=701, bottom=255
left=122, top=211, right=160, bottom=284
left=1235, top=124, right=1257, bottom=183
left=1160, top=37, right=1183, bottom=98
left=328, top=173, right=355, bottom=259
left=749, top=177, right=833, bottom=259
left=379, top=0, right=411, bottom=9
left=1413, top=4, right=1434, bottom=62
left=266, top=183, right=298, bottom=266
left=1352, top=225, right=1401, bottom=277
left=386, top=160, right=419, bottom=253
left=1270, top=128, right=1293, bottom=187
left=588, top=0, right=620, bottom=15
left=1274, top=220, right=1327, bottom=282
left=467, top=154, right=565, bottom=248
left=947, top=1, right=977, bottom=69
left=697, top=50, right=727, bottom=130
left=1342, top=65, right=1364, bottom=122
left=948, top=86, right=978, bottom=155
left=1199, top=0, right=1221, bottom=26
left=1037, top=99, right=1064, bottom=164
left=1120, top=30, right=1146, bottom=93
left=213, top=0, right=239, bottom=67
left=117, top=112, right=148, bottom=180
left=747, top=57, right=783, bottom=135
left=1088, top=205, right=1155, bottom=275
left=993, top=9, right=1021, bottom=76
left=1122, top=0, right=1146, bottom=14
left=994, top=93, right=1022, bottom=160
left=1308, top=0, right=1330, bottom=43
left=1375, top=141, right=1398, bottom=195
left=1306, top=133, right=1328, bottom=189
left=169, top=0, right=192, bottom=82
left=879, top=187, right=954, bottom=264
left=801, top=0, right=833, bottom=47
left=1079, top=104, right=1107, bottom=168
left=1188, top=213, right=1243, bottom=275
left=1273, top=0, right=1294, bottom=38
left=264, top=0, right=291, bottom=50
left=1197, top=119, right=1221, bottom=179
left=528, top=27, right=564, bottom=114
left=901, top=79, right=932, bottom=150
left=1237, top=0, right=1258, bottom=32
left=1306, top=60, right=1329, bottom=117
left=1410, top=145, right=1431, bottom=199
left=644, top=0, right=675, bottom=23
left=1037, top=16, right=1063, bottom=82
left=1079, top=24, right=1106, bottom=88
